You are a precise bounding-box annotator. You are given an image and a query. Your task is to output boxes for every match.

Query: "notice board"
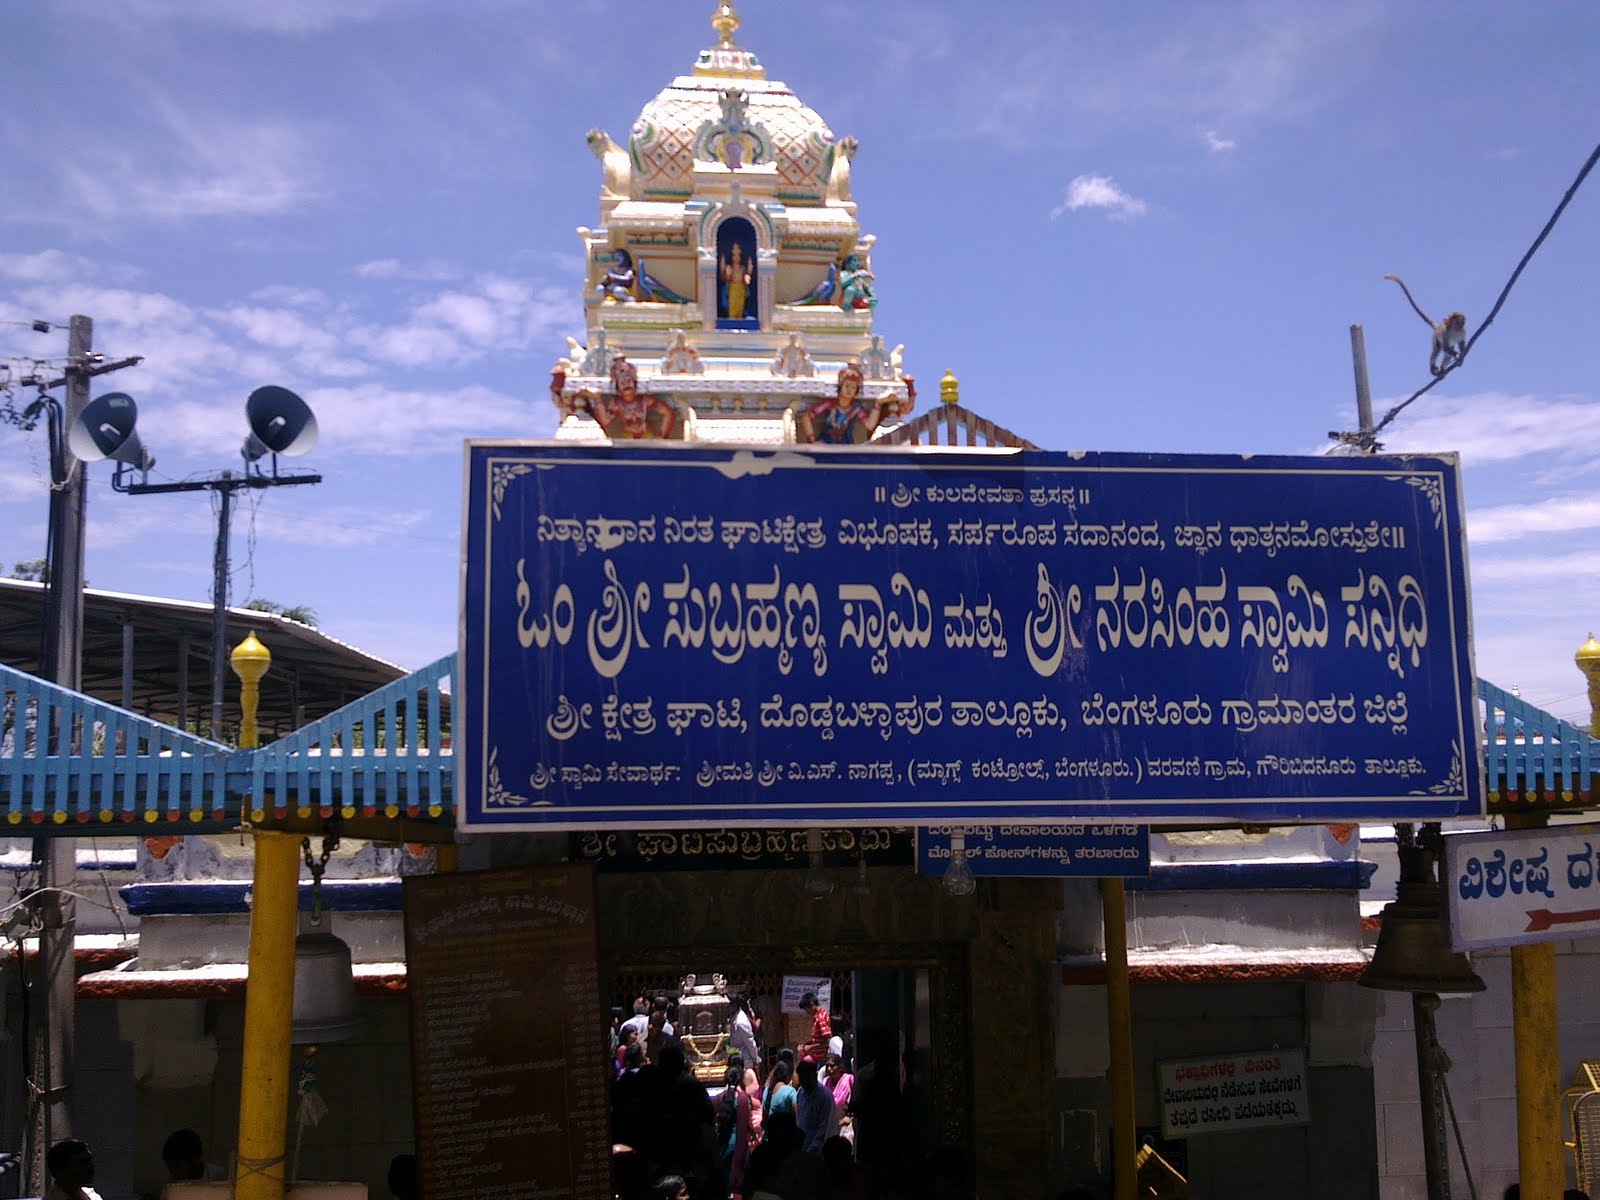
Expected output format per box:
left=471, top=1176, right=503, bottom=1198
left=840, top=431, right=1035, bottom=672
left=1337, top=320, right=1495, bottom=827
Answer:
left=460, top=444, right=1479, bottom=829
left=403, top=865, right=609, bottom=1200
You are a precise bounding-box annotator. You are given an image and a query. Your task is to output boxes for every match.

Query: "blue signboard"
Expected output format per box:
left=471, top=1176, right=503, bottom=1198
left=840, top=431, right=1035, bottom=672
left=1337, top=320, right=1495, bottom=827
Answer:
left=460, top=444, right=1479, bottom=830
left=916, top=824, right=1150, bottom=878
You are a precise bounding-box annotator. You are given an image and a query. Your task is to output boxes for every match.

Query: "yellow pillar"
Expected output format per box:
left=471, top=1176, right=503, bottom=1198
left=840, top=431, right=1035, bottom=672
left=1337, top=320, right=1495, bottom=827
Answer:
left=1515, top=633, right=1600, bottom=1194
left=436, top=842, right=459, bottom=874
left=1101, top=878, right=1137, bottom=1200
left=235, top=833, right=300, bottom=1200
left=1504, top=634, right=1600, bottom=1199
left=1509, top=908, right=1561, bottom=1200
left=231, top=633, right=299, bottom=1200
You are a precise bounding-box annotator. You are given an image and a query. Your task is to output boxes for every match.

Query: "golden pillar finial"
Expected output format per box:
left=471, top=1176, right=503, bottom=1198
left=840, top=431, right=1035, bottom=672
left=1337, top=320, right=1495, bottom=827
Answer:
left=230, top=630, right=272, bottom=750
left=711, top=1, right=740, bottom=45
left=1577, top=632, right=1600, bottom=738
left=939, top=370, right=959, bottom=406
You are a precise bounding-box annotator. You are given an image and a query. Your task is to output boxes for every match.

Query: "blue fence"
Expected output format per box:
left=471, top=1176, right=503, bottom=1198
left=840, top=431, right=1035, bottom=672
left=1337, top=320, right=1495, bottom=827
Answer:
left=248, top=653, right=454, bottom=820
left=1478, top=678, right=1599, bottom=806
left=1, top=655, right=1593, bottom=830
left=0, top=661, right=233, bottom=828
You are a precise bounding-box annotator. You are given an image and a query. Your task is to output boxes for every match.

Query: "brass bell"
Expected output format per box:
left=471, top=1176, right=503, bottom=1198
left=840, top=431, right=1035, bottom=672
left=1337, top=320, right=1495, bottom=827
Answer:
left=1360, top=825, right=1485, bottom=995
left=291, top=927, right=364, bottom=1044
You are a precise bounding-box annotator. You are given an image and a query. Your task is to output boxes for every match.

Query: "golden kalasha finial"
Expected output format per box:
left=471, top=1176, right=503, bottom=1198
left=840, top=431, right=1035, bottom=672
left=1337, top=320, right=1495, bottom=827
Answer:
left=711, top=2, right=740, bottom=45
left=939, top=369, right=960, bottom=406
left=1576, top=632, right=1600, bottom=738
left=1577, top=632, right=1600, bottom=668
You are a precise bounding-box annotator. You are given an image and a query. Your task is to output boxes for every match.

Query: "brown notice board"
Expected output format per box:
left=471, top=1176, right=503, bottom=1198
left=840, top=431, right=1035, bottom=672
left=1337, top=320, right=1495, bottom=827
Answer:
left=403, top=865, right=610, bottom=1200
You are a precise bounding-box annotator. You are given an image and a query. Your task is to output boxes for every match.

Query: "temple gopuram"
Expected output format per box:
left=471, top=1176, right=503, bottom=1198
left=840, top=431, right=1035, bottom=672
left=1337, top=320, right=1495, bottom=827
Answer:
left=550, top=2, right=915, bottom=447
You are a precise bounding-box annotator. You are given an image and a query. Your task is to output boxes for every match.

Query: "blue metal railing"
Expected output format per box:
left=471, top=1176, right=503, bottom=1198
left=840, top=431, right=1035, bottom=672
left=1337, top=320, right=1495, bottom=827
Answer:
left=250, top=653, right=454, bottom=820
left=1478, top=677, right=1600, bottom=800
left=0, top=661, right=234, bottom=828
left=2, top=654, right=1593, bottom=830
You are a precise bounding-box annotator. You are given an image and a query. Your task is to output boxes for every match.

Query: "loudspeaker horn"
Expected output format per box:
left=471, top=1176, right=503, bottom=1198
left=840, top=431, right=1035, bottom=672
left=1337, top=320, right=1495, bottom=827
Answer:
left=68, top=391, right=155, bottom=470
left=241, top=385, right=318, bottom=462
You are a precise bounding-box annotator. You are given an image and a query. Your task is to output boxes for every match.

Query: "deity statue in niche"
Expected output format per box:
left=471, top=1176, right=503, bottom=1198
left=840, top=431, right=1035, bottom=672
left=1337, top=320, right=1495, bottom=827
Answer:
left=838, top=253, right=876, bottom=310
left=721, top=243, right=751, bottom=318
left=596, top=249, right=637, bottom=303
left=796, top=362, right=914, bottom=445
left=716, top=218, right=758, bottom=325
left=552, top=355, right=685, bottom=440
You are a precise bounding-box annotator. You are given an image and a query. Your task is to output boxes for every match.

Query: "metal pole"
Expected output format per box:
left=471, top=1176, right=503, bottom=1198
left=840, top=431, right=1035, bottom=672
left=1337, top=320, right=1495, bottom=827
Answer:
left=1350, top=324, right=1375, bottom=449
left=177, top=633, right=190, bottom=732
left=1102, top=878, right=1137, bottom=1200
left=27, top=315, right=89, bottom=1192
left=1413, top=993, right=1452, bottom=1200
left=120, top=622, right=134, bottom=711
left=209, top=476, right=234, bottom=741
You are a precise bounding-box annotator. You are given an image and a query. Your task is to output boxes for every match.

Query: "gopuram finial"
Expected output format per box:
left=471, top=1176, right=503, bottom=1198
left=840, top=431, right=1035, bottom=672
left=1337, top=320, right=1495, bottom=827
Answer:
left=940, top=370, right=960, bottom=406
left=711, top=2, right=740, bottom=45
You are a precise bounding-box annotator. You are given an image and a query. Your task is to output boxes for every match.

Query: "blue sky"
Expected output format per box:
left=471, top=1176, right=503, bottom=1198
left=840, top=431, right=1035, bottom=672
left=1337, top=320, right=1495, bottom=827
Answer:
left=2, top=0, right=1598, bottom=723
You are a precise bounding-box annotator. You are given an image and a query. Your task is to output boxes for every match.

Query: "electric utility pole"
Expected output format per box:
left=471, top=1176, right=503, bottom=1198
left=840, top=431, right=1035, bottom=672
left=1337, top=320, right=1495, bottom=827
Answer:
left=26, top=316, right=140, bottom=1192
left=120, top=469, right=319, bottom=741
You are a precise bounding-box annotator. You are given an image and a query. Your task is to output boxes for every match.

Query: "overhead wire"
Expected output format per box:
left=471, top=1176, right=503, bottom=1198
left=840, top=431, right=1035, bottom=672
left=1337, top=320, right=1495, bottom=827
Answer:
left=1371, top=138, right=1600, bottom=440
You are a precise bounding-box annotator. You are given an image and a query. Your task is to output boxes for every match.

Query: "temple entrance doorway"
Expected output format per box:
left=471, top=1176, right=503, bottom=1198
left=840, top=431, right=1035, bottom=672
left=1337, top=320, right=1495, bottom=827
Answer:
left=604, top=952, right=964, bottom=1182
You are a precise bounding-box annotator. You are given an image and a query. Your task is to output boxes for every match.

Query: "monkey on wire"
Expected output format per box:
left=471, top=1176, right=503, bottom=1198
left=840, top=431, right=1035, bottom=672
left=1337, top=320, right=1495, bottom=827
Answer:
left=1383, top=274, right=1467, bottom=376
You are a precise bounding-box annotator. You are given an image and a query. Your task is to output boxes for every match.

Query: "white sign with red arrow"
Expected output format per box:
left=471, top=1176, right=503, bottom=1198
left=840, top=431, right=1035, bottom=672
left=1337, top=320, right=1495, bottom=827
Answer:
left=1444, top=822, right=1600, bottom=951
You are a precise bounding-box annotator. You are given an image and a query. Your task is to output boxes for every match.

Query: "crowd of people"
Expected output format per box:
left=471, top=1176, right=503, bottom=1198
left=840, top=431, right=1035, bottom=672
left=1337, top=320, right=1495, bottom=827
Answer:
left=610, top=990, right=878, bottom=1200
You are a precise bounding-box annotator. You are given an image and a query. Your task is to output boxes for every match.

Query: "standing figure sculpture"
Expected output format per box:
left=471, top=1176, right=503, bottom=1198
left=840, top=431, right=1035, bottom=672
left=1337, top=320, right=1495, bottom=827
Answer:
left=552, top=355, right=685, bottom=440
left=720, top=242, right=752, bottom=320
left=838, top=253, right=876, bottom=311
left=796, top=363, right=913, bottom=445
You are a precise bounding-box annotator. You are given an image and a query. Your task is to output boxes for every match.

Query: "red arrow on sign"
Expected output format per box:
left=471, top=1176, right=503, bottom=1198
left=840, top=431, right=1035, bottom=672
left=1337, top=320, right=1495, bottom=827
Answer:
left=1524, top=907, right=1600, bottom=932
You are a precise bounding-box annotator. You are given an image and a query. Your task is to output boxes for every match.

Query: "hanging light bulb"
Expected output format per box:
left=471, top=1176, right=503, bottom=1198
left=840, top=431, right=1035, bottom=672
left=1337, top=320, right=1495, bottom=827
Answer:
left=943, top=830, right=976, bottom=898
left=803, top=828, right=835, bottom=900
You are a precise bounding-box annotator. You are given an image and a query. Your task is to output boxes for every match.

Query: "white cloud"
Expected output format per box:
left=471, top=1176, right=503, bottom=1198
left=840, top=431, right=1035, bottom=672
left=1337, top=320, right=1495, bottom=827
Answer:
left=351, top=275, right=570, bottom=369
left=0, top=251, right=99, bottom=284
left=251, top=504, right=431, bottom=548
left=1050, top=174, right=1149, bottom=222
left=889, top=5, right=1384, bottom=151
left=1202, top=128, right=1237, bottom=153
left=1471, top=549, right=1600, bottom=586
left=354, top=259, right=460, bottom=282
left=1469, top=495, right=1600, bottom=544
left=211, top=303, right=371, bottom=380
left=1379, top=391, right=1600, bottom=466
left=57, top=100, right=322, bottom=222
left=250, top=285, right=329, bottom=308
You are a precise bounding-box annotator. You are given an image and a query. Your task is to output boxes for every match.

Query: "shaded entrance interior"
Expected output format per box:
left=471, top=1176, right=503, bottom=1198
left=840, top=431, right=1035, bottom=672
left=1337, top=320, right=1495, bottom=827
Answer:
left=607, top=963, right=941, bottom=1171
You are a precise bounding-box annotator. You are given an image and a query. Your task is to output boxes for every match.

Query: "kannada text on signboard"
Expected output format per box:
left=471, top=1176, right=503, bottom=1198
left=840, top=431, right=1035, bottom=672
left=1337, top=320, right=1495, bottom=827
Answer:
left=461, top=446, right=1478, bottom=829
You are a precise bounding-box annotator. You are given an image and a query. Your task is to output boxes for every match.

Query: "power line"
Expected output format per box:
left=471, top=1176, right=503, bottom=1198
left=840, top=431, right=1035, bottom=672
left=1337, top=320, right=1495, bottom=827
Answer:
left=1369, top=138, right=1600, bottom=440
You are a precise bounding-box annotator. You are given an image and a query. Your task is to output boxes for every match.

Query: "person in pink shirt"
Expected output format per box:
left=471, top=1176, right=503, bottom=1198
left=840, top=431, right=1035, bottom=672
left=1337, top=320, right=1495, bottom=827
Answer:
left=823, top=1052, right=853, bottom=1109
